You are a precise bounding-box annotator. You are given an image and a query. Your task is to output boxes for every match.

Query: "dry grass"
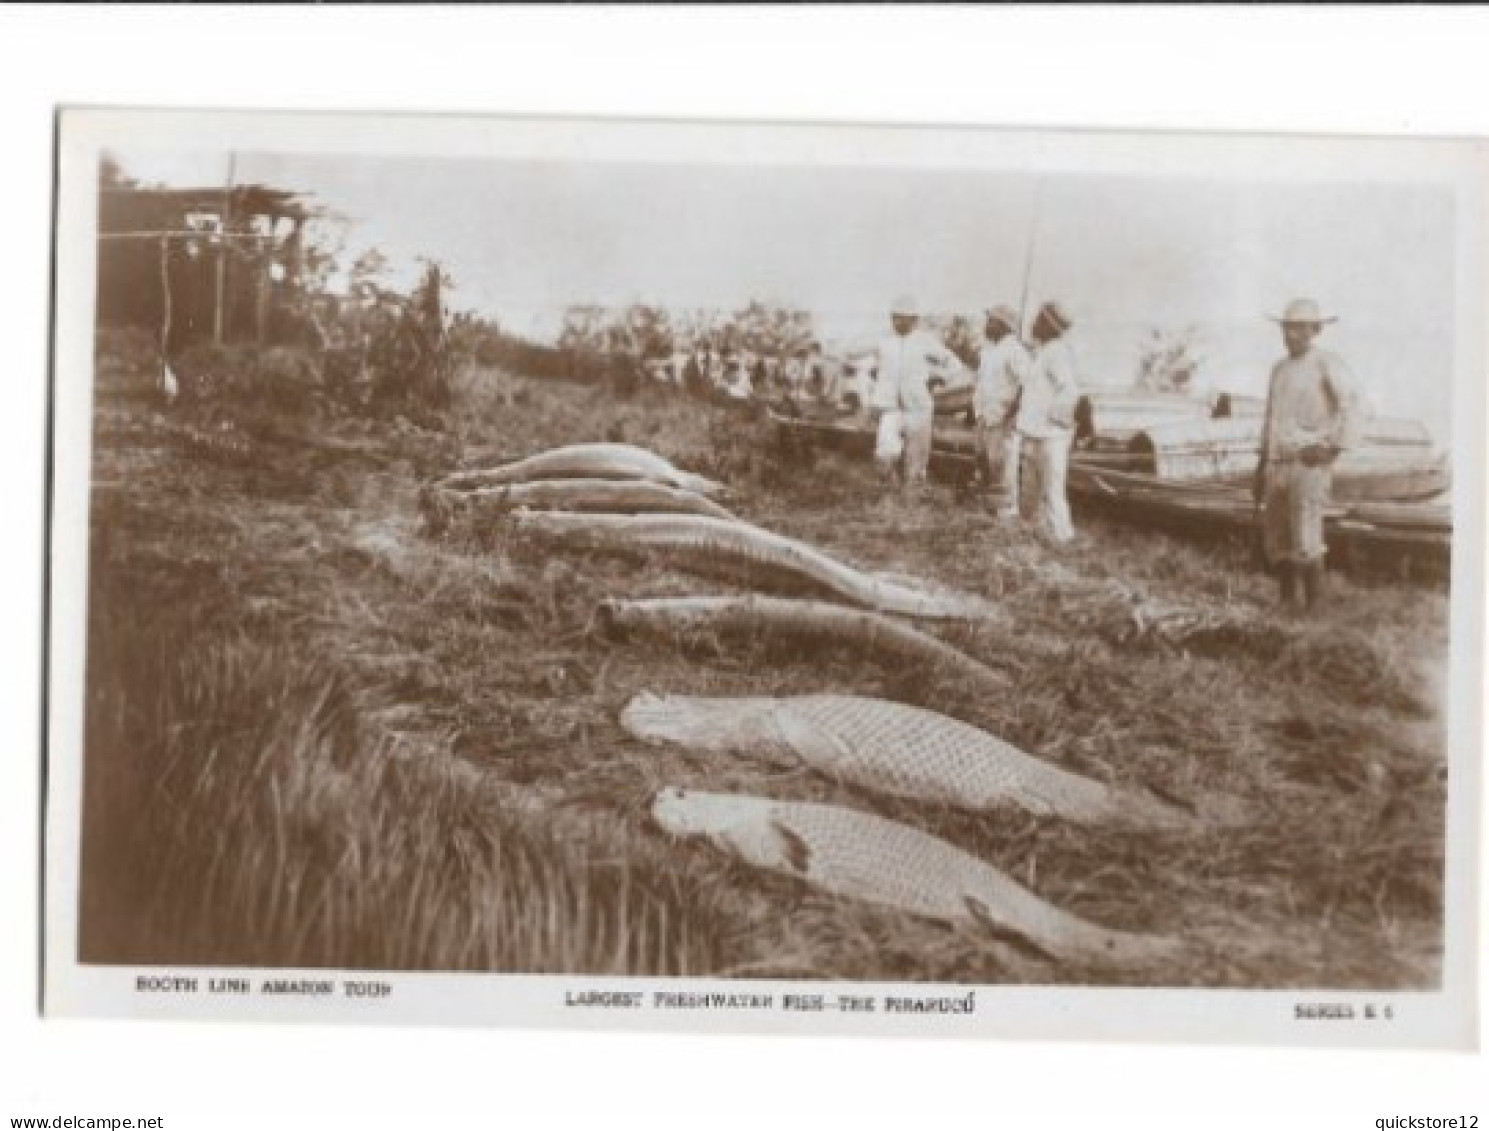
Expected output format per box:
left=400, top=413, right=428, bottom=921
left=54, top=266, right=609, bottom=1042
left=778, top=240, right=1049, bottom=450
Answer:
left=76, top=346, right=1449, bottom=988
left=81, top=533, right=736, bottom=975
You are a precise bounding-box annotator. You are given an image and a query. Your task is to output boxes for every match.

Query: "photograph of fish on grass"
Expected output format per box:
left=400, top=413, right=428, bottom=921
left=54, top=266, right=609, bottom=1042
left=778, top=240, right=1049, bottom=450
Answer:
left=621, top=692, right=1243, bottom=831
left=50, top=109, right=1477, bottom=1044
left=426, top=439, right=1275, bottom=970
left=649, top=788, right=1183, bottom=969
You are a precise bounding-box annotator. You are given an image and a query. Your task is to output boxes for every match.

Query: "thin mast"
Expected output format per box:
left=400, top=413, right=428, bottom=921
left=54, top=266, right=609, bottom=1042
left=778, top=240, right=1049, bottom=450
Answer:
left=1017, top=179, right=1043, bottom=341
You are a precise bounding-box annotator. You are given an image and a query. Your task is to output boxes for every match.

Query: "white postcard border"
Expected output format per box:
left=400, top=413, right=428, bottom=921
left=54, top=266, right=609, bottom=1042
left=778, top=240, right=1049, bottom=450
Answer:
left=44, top=107, right=1488, bottom=1049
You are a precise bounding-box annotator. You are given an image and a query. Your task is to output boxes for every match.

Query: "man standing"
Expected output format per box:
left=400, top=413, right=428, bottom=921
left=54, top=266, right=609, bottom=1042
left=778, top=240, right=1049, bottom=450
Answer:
left=973, top=303, right=1030, bottom=518
left=1254, top=298, right=1361, bottom=611
left=871, top=295, right=964, bottom=491
left=1015, top=301, right=1080, bottom=543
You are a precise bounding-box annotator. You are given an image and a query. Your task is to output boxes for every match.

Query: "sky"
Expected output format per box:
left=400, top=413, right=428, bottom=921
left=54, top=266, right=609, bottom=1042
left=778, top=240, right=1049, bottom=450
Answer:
left=112, top=149, right=1459, bottom=442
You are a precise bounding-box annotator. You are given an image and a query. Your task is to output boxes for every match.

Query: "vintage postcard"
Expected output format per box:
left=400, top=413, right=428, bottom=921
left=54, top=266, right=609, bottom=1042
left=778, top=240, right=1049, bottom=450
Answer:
left=44, top=108, right=1485, bottom=1046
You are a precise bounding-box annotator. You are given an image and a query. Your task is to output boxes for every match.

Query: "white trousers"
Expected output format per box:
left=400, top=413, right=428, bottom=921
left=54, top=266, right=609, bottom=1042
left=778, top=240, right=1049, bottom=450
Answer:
left=875, top=410, right=905, bottom=461
left=979, top=421, right=1022, bottom=515
left=875, top=410, right=933, bottom=484
left=1026, top=430, right=1075, bottom=542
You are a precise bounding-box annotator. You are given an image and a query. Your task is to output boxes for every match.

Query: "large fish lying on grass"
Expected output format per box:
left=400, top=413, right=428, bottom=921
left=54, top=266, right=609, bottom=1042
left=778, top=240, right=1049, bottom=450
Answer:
left=441, top=478, right=736, bottom=521
left=518, top=511, right=1000, bottom=620
left=623, top=692, right=1196, bottom=831
left=650, top=787, right=1183, bottom=967
left=439, top=443, right=725, bottom=497
left=600, top=595, right=1011, bottom=695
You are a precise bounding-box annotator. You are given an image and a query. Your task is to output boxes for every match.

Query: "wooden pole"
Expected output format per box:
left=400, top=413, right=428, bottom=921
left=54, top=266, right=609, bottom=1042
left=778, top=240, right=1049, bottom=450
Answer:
left=1017, top=179, right=1043, bottom=342
left=158, top=236, right=176, bottom=402
left=256, top=214, right=271, bottom=344
left=213, top=153, right=237, bottom=344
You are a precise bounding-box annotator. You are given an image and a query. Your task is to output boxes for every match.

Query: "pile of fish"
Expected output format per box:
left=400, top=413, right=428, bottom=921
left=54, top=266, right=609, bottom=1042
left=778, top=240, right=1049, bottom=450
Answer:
left=437, top=440, right=1206, bottom=969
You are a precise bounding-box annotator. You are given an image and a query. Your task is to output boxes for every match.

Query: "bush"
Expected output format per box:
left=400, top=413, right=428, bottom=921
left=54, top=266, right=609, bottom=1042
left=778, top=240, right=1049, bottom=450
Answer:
left=171, top=342, right=326, bottom=418
left=94, top=324, right=163, bottom=399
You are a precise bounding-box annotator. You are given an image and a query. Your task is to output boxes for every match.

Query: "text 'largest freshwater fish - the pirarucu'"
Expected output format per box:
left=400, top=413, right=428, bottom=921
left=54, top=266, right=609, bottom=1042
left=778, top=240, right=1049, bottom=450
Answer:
left=649, top=787, right=1183, bottom=968
left=622, top=692, right=1197, bottom=830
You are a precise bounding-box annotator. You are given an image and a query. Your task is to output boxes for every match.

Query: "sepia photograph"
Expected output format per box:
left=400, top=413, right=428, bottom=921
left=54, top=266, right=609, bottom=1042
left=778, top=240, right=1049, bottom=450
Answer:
left=43, top=107, right=1484, bottom=1045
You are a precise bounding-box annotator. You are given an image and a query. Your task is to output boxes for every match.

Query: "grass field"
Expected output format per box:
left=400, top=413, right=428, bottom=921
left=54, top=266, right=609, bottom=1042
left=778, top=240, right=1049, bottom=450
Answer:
left=77, top=332, right=1449, bottom=988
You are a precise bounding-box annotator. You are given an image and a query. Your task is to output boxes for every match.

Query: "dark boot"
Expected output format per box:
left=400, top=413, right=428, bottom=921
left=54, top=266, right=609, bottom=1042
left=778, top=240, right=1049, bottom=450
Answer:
left=1301, top=559, right=1326, bottom=611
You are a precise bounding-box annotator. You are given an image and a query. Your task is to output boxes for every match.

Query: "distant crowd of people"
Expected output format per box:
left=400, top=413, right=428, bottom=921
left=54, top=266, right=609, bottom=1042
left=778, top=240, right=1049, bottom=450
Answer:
left=644, top=342, right=882, bottom=407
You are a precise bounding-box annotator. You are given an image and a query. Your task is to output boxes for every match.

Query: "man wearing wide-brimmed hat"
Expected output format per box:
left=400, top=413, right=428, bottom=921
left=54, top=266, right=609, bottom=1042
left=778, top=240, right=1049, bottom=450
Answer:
left=870, top=294, right=965, bottom=492
left=1255, top=298, right=1362, bottom=611
left=1015, top=300, right=1082, bottom=543
left=973, top=303, right=1030, bottom=518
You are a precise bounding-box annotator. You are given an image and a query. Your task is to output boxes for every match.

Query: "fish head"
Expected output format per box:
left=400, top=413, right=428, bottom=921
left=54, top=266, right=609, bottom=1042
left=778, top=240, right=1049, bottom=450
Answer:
left=620, top=693, right=783, bottom=759
left=649, top=787, right=769, bottom=840
left=648, top=788, right=801, bottom=872
left=596, top=598, right=639, bottom=638
left=507, top=506, right=538, bottom=528
left=619, top=691, right=684, bottom=742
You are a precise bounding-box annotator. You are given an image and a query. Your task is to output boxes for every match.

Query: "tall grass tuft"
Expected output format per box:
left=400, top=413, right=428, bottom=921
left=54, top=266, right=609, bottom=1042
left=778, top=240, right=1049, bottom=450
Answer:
left=79, top=600, right=733, bottom=974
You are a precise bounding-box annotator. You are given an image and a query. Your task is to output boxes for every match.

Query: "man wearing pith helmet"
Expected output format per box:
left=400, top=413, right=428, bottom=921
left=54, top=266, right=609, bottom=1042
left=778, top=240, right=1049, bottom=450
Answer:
left=1254, top=298, right=1361, bottom=611
left=1015, top=300, right=1081, bottom=543
left=973, top=302, right=1030, bottom=518
left=870, top=293, right=964, bottom=494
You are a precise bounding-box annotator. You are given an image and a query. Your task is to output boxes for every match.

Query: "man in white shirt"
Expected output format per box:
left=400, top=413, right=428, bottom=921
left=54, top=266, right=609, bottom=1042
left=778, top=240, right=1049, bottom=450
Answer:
left=1254, top=298, right=1361, bottom=611
left=871, top=294, right=965, bottom=491
left=973, top=303, right=1030, bottom=518
left=1016, top=301, right=1080, bottom=543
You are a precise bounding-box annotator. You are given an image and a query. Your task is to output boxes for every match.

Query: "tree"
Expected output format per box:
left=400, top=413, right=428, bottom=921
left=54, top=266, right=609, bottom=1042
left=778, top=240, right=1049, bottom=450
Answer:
left=732, top=300, right=814, bottom=359
left=624, top=304, right=674, bottom=360
left=349, top=248, right=391, bottom=300
left=293, top=209, right=349, bottom=300
left=100, top=152, right=136, bottom=191
left=1135, top=325, right=1203, bottom=394
left=558, top=305, right=610, bottom=352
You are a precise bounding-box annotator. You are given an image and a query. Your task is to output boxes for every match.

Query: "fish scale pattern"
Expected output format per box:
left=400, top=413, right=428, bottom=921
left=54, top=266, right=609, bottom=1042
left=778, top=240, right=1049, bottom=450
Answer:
left=653, top=788, right=1180, bottom=966
left=626, top=693, right=1187, bottom=829
left=793, top=694, right=1106, bottom=816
